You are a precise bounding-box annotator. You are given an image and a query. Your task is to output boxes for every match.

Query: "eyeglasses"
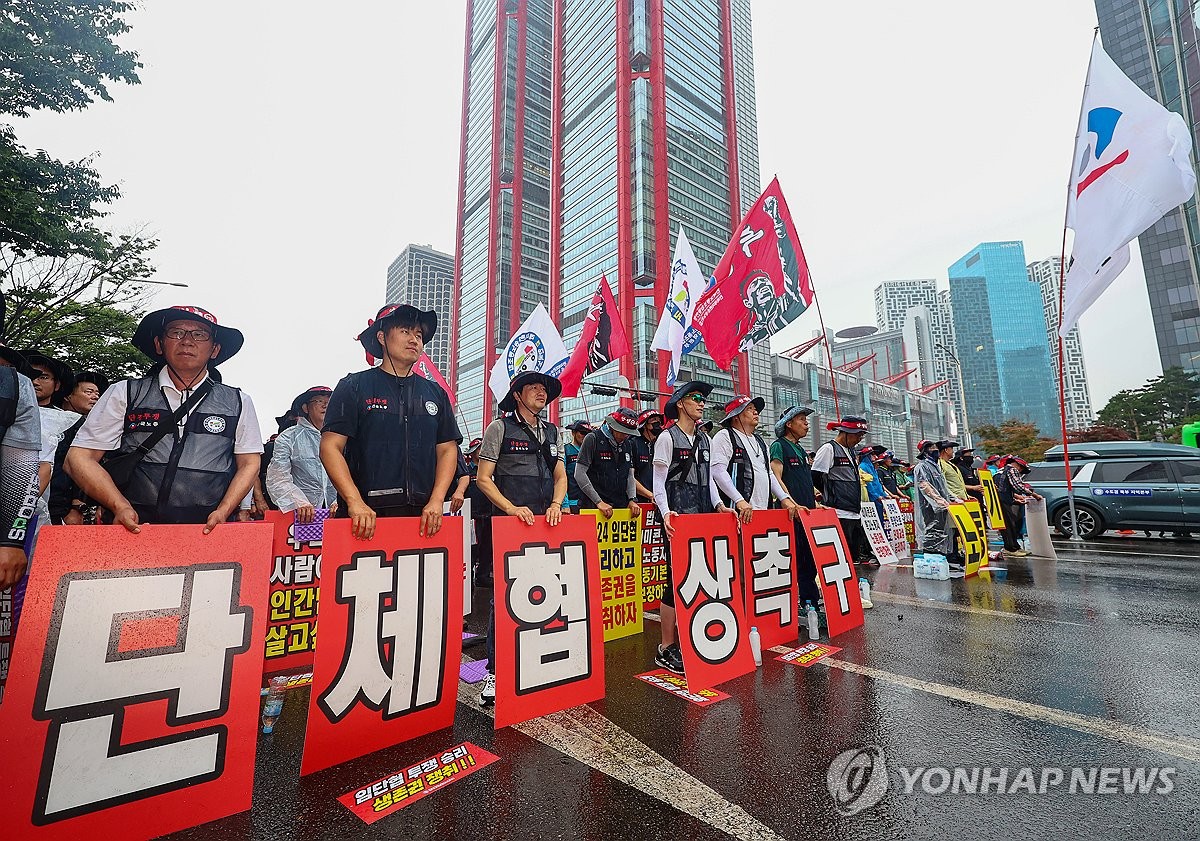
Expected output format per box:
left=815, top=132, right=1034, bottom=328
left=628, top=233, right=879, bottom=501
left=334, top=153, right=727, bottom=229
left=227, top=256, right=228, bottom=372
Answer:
left=687, top=394, right=707, bottom=403
left=32, top=371, right=55, bottom=381
left=164, top=328, right=214, bottom=343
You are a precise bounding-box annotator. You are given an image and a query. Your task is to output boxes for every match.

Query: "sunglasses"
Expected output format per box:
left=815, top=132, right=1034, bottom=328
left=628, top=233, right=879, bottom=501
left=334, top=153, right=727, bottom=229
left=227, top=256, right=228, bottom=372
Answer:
left=687, top=394, right=707, bottom=403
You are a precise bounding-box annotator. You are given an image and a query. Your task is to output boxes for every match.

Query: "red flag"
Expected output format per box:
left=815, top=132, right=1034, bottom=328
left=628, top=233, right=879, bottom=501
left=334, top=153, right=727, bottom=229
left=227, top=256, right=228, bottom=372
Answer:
left=413, top=352, right=456, bottom=407
left=691, top=177, right=814, bottom=370
left=558, top=275, right=630, bottom=398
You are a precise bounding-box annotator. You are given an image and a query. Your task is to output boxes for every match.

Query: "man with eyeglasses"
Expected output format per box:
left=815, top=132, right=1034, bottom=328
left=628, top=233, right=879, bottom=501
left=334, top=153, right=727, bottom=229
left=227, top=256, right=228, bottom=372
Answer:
left=67, top=306, right=263, bottom=532
left=49, top=371, right=108, bottom=524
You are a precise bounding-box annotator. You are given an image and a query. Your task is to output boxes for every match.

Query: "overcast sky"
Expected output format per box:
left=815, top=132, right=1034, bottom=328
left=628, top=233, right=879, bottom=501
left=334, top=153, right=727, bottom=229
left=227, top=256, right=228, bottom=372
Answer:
left=15, top=0, right=1158, bottom=434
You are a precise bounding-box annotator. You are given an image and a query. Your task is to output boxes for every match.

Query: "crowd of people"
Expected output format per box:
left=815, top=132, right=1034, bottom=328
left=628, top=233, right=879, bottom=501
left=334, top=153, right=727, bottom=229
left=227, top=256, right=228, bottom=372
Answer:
left=0, top=299, right=1043, bottom=699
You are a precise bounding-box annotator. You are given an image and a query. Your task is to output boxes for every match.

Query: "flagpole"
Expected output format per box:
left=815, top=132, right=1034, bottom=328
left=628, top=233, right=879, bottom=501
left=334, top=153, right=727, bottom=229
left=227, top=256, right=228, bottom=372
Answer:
left=1056, top=28, right=1100, bottom=544
left=808, top=276, right=841, bottom=417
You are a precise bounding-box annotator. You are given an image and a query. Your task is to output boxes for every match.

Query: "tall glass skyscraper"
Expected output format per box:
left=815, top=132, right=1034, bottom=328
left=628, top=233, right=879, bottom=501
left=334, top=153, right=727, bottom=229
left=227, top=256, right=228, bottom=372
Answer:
left=1093, top=0, right=1200, bottom=374
left=453, top=0, right=770, bottom=437
left=948, top=242, right=1059, bottom=435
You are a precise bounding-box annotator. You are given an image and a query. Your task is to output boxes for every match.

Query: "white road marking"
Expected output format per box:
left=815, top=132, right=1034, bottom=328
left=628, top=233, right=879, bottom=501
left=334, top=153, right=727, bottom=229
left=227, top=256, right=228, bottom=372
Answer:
left=457, top=681, right=783, bottom=841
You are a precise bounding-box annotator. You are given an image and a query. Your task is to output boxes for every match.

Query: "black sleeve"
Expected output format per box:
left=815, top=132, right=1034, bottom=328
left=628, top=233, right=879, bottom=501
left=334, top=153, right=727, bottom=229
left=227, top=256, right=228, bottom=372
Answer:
left=323, top=374, right=360, bottom=440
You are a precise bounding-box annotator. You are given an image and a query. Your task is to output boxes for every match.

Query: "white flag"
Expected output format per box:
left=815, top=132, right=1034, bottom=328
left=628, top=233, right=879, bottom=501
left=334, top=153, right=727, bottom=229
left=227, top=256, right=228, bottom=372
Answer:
left=488, top=302, right=571, bottom=401
left=1062, top=40, right=1196, bottom=337
left=651, top=227, right=704, bottom=386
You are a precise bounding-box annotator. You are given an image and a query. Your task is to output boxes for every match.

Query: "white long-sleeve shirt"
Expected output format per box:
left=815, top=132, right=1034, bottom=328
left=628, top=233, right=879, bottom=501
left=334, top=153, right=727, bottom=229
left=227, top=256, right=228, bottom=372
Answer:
left=710, top=427, right=791, bottom=509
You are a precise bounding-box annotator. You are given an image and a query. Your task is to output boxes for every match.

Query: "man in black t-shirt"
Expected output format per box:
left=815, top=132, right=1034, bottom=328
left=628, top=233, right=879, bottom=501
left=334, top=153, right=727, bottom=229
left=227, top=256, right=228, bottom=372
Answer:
left=321, top=304, right=462, bottom=539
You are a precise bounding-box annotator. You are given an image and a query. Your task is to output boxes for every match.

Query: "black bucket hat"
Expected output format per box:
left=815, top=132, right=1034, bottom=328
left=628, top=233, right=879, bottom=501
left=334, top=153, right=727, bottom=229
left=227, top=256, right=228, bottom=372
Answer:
left=664, top=380, right=713, bottom=420
left=70, top=370, right=109, bottom=394
left=132, top=306, right=245, bottom=366
left=357, top=303, right=437, bottom=359
left=498, top=370, right=562, bottom=412
left=22, top=350, right=75, bottom=400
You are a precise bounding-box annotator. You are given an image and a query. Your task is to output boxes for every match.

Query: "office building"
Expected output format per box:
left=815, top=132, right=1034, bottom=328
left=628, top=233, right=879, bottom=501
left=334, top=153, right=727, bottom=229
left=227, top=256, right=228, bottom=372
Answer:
left=1028, top=256, right=1094, bottom=431
left=948, top=241, right=1058, bottom=436
left=1093, top=0, right=1200, bottom=374
left=452, top=0, right=771, bottom=436
left=385, top=244, right=455, bottom=375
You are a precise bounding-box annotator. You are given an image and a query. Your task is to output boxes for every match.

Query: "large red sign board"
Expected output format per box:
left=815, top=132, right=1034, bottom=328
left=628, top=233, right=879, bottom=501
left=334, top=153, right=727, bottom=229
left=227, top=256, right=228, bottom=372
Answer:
left=640, top=505, right=667, bottom=611
left=797, top=508, right=865, bottom=638
left=0, top=523, right=273, bottom=840
left=738, top=508, right=799, bottom=650
left=492, top=515, right=606, bottom=729
left=301, top=517, right=464, bottom=776
left=668, top=512, right=756, bottom=690
left=261, top=510, right=322, bottom=675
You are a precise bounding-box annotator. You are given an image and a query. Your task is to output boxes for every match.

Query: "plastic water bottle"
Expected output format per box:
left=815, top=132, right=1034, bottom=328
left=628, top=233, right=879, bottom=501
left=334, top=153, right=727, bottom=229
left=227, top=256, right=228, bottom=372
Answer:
left=805, top=601, right=820, bottom=640
left=748, top=626, right=762, bottom=667
left=858, top=578, right=872, bottom=608
left=261, top=676, right=287, bottom=734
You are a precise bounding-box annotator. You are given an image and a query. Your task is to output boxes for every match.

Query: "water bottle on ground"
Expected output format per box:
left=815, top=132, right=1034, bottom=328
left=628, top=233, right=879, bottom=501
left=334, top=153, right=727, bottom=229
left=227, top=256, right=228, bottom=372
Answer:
left=805, top=601, right=819, bottom=640
left=261, top=676, right=288, bottom=734
left=858, top=577, right=873, bottom=608
left=749, top=626, right=762, bottom=667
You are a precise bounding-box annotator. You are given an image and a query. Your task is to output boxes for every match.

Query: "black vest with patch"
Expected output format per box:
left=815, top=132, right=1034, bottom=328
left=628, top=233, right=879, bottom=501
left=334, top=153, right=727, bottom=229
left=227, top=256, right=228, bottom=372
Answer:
left=584, top=429, right=632, bottom=507
left=494, top=415, right=559, bottom=514
left=117, top=375, right=243, bottom=524
left=664, top=425, right=713, bottom=515
left=822, top=440, right=862, bottom=514
left=719, top=428, right=772, bottom=507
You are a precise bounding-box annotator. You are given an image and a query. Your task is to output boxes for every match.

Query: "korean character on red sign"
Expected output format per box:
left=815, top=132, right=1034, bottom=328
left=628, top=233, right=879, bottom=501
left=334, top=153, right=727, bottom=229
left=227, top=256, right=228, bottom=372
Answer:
left=287, top=621, right=314, bottom=654
left=503, top=541, right=592, bottom=693
left=269, top=588, right=292, bottom=622
left=291, top=587, right=317, bottom=618
left=678, top=535, right=739, bottom=664
left=749, top=527, right=793, bottom=625
left=316, top=549, right=449, bottom=722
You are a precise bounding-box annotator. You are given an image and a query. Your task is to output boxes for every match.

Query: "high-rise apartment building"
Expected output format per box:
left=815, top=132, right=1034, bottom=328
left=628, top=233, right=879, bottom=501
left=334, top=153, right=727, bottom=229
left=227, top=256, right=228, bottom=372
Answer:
left=452, top=0, right=770, bottom=436
left=948, top=241, right=1058, bottom=435
left=1093, top=0, right=1200, bottom=374
left=385, top=244, right=455, bottom=375
left=1027, top=256, right=1094, bottom=431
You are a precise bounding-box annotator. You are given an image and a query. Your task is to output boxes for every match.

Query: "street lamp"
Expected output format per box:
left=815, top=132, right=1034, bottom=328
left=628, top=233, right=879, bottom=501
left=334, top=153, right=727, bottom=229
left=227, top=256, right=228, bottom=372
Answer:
left=97, top=277, right=190, bottom=299
left=935, top=342, right=971, bottom=447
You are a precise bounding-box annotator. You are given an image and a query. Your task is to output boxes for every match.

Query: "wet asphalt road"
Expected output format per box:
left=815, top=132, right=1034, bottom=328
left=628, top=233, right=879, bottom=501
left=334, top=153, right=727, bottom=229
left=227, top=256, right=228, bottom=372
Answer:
left=167, top=534, right=1199, bottom=841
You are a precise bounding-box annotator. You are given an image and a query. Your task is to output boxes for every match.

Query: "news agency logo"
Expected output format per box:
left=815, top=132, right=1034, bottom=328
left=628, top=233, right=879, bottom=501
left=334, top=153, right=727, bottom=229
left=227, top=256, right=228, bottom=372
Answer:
left=827, top=746, right=888, bottom=816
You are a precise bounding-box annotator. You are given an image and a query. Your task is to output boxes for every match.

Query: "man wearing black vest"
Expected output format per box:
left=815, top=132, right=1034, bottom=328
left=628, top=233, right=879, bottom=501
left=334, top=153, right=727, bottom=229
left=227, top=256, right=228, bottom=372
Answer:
left=476, top=370, right=568, bottom=706
left=651, top=381, right=724, bottom=674
left=575, top=408, right=642, bottom=521
left=769, top=405, right=821, bottom=608
left=563, top=420, right=591, bottom=513
left=68, top=306, right=263, bottom=533
left=711, top=396, right=798, bottom=521
left=811, top=416, right=872, bottom=564
left=630, top=409, right=662, bottom=503
left=0, top=342, right=42, bottom=588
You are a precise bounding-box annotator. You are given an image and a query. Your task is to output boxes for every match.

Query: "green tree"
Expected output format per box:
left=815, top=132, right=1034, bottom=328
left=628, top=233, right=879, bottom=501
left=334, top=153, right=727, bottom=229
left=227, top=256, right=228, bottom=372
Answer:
left=1096, top=368, right=1200, bottom=440
left=0, top=1, right=141, bottom=266
left=1067, top=424, right=1134, bottom=443
left=976, top=419, right=1059, bottom=463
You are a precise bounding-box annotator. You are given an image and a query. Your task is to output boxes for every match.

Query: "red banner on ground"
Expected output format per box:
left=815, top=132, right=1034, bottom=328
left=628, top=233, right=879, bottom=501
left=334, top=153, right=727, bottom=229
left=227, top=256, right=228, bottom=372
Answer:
left=0, top=523, right=272, bottom=841
left=338, top=742, right=500, bottom=824
left=776, top=642, right=842, bottom=667
left=640, top=506, right=667, bottom=611
left=301, top=517, right=464, bottom=776
left=669, top=512, right=756, bottom=689
left=634, top=669, right=731, bottom=706
left=491, top=515, right=606, bottom=729
left=797, top=509, right=864, bottom=638
left=738, top=508, right=799, bottom=649
left=262, top=510, right=322, bottom=675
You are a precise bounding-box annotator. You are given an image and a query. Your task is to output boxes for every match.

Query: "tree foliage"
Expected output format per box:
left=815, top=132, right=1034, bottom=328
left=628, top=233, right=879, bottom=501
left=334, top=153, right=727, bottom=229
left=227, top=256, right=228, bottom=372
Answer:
left=1096, top=368, right=1200, bottom=442
left=0, top=1, right=142, bottom=268
left=1067, top=424, right=1134, bottom=443
left=976, top=419, right=1059, bottom=463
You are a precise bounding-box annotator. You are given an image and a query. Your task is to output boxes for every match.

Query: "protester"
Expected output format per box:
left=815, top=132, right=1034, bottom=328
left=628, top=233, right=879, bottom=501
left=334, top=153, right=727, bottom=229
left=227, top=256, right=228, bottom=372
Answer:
left=811, top=416, right=873, bottom=564
left=954, top=446, right=986, bottom=510
left=995, top=455, right=1041, bottom=555
left=66, top=306, right=263, bottom=532
left=937, top=440, right=968, bottom=502
left=24, top=351, right=78, bottom=518
left=563, top=420, right=592, bottom=513
left=266, top=386, right=337, bottom=522
left=49, top=371, right=108, bottom=524
left=0, top=341, right=42, bottom=588
left=632, top=409, right=663, bottom=502
left=475, top=370, right=568, bottom=706
left=711, top=396, right=797, bottom=520
left=872, top=446, right=900, bottom=496
left=652, top=381, right=721, bottom=675
left=321, top=304, right=460, bottom=540
left=769, top=405, right=821, bottom=608
left=462, top=438, right=493, bottom=584
left=913, top=439, right=953, bottom=558
left=575, top=407, right=641, bottom=520
left=23, top=350, right=72, bottom=409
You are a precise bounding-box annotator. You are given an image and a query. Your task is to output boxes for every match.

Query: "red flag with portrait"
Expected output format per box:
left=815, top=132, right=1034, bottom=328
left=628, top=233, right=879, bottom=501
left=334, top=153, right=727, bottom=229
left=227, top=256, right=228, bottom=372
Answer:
left=691, top=178, right=814, bottom=369
left=558, top=275, right=630, bottom=398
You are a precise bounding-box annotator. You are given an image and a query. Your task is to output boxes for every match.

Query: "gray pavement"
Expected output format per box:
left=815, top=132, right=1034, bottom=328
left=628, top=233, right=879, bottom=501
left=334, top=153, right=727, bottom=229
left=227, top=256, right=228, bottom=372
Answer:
left=168, top=534, right=1200, bottom=841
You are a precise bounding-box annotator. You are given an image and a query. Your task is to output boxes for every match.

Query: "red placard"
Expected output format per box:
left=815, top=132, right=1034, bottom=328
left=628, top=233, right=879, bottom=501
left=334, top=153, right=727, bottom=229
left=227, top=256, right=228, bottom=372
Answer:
left=776, top=642, right=842, bottom=667
left=301, top=517, right=464, bottom=776
left=738, top=508, right=799, bottom=650
left=337, top=742, right=500, bottom=824
left=897, top=499, right=917, bottom=551
left=262, top=510, right=323, bottom=675
left=640, top=505, right=667, bottom=611
left=797, top=508, right=864, bottom=638
left=0, top=523, right=273, bottom=841
left=634, top=669, right=731, bottom=706
left=491, top=514, right=605, bottom=729
left=669, top=512, right=756, bottom=689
